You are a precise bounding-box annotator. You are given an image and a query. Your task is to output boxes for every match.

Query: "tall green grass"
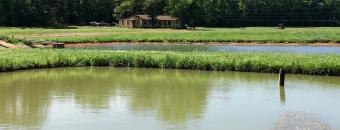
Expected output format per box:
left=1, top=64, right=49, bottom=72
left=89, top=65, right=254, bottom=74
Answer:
left=0, top=35, right=21, bottom=44
left=0, top=49, right=339, bottom=76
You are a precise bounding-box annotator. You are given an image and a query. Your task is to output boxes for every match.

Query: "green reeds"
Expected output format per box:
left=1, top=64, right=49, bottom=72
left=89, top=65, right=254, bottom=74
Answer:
left=0, top=49, right=339, bottom=76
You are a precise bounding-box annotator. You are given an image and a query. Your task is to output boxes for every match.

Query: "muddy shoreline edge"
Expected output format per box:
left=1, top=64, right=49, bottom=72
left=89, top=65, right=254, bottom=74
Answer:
left=64, top=42, right=340, bottom=47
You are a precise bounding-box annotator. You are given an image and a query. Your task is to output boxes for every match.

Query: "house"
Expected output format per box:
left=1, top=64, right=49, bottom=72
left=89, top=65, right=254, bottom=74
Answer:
left=154, top=15, right=181, bottom=28
left=119, top=15, right=181, bottom=28
left=119, top=15, right=152, bottom=28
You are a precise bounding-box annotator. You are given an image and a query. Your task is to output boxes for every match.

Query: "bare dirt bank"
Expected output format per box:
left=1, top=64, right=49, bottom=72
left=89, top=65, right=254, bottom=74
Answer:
left=0, top=40, right=31, bottom=48
left=0, top=40, right=18, bottom=48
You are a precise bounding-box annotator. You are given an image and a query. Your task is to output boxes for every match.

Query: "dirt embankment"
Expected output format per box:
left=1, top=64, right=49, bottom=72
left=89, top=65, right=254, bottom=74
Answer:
left=0, top=40, right=18, bottom=48
left=0, top=40, right=30, bottom=48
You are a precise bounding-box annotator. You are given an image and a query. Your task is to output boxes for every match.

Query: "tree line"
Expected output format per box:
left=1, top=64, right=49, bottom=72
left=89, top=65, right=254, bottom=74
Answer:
left=0, top=0, right=339, bottom=27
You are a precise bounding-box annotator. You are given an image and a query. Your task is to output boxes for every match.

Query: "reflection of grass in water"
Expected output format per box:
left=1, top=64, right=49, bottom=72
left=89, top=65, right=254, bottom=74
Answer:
left=0, top=67, right=215, bottom=126
left=0, top=67, right=119, bottom=128
left=0, top=68, right=271, bottom=125
left=123, top=69, right=211, bottom=124
left=1, top=67, right=340, bottom=127
left=0, top=77, right=50, bottom=128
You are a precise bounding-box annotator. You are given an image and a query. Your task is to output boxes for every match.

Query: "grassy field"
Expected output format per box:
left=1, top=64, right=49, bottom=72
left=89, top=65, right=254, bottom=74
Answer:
left=0, top=48, right=339, bottom=76
left=1, top=26, right=340, bottom=44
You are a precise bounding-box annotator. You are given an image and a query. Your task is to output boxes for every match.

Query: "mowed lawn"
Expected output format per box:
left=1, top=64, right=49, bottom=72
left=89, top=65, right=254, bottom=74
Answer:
left=1, top=26, right=340, bottom=43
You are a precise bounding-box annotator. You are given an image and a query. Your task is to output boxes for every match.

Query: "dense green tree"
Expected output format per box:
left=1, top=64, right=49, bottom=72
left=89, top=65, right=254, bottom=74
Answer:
left=164, top=0, right=199, bottom=27
left=144, top=0, right=166, bottom=16
left=0, top=0, right=339, bottom=26
left=113, top=0, right=145, bottom=19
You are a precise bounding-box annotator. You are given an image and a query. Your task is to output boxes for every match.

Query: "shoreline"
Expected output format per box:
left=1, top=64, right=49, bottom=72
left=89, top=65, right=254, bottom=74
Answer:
left=64, top=42, right=340, bottom=47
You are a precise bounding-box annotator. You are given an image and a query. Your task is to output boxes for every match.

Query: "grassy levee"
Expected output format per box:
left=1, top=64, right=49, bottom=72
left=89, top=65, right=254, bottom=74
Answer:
left=0, top=49, right=339, bottom=76
left=1, top=27, right=340, bottom=44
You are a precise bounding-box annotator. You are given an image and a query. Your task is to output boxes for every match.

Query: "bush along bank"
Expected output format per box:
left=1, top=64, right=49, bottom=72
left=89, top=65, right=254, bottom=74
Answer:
left=0, top=49, right=339, bottom=76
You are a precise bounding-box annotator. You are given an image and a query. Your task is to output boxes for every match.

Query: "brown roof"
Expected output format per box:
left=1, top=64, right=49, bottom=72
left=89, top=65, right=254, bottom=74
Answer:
left=136, top=15, right=152, bottom=20
left=156, top=15, right=178, bottom=21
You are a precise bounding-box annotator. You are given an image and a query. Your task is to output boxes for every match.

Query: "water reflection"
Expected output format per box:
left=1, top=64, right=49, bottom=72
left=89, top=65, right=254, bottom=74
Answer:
left=279, top=86, right=286, bottom=104
left=0, top=68, right=214, bottom=128
left=123, top=69, right=210, bottom=124
left=67, top=44, right=340, bottom=54
left=0, top=82, right=50, bottom=129
left=0, top=68, right=339, bottom=129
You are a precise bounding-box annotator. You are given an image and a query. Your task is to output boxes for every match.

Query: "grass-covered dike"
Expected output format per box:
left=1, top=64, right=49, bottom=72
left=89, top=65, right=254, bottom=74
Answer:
left=0, top=49, right=339, bottom=76
left=1, top=27, right=340, bottom=44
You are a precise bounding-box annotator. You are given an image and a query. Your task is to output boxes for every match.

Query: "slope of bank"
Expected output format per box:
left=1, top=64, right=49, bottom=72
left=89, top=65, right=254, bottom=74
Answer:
left=0, top=49, right=339, bottom=76
left=0, top=40, right=18, bottom=48
left=0, top=40, right=31, bottom=48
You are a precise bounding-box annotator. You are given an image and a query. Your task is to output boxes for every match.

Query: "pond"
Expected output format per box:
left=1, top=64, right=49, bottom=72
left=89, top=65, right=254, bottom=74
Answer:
left=67, top=44, right=340, bottom=54
left=0, top=67, right=340, bottom=130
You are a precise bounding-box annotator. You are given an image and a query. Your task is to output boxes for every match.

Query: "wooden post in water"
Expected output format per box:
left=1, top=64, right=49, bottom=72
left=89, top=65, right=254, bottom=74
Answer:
left=278, top=69, right=286, bottom=104
left=279, top=86, right=286, bottom=104
left=279, top=69, right=285, bottom=86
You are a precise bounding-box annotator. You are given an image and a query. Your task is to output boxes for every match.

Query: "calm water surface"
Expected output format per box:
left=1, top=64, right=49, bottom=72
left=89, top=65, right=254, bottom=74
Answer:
left=68, top=44, right=340, bottom=54
left=0, top=67, right=340, bottom=130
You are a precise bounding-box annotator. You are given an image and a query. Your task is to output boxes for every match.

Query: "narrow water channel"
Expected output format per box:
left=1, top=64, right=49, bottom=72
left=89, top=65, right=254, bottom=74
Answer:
left=0, top=67, right=339, bottom=130
left=67, top=44, right=340, bottom=54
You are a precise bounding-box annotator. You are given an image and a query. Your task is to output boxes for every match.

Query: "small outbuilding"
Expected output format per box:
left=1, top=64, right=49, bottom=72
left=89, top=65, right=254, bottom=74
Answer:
left=119, top=15, right=181, bottom=28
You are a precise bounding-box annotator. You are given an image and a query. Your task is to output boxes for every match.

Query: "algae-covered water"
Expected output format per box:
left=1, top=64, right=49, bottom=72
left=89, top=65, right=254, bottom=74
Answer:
left=0, top=67, right=339, bottom=130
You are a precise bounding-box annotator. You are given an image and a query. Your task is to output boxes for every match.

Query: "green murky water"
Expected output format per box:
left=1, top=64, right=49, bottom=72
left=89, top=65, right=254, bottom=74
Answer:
left=0, top=67, right=339, bottom=130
